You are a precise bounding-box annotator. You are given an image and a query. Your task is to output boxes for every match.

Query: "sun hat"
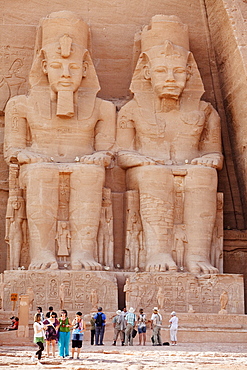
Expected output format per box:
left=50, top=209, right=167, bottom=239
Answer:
left=116, top=310, right=122, bottom=315
left=129, top=307, right=135, bottom=313
left=171, top=311, right=176, bottom=315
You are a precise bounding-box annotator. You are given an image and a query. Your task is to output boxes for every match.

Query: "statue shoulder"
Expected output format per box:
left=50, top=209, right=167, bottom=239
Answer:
left=5, top=95, right=28, bottom=118
left=118, top=99, right=138, bottom=123
left=199, top=100, right=219, bottom=118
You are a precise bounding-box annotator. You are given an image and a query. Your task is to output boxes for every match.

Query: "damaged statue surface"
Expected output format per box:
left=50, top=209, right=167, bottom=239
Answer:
left=117, top=15, right=223, bottom=275
left=4, top=11, right=115, bottom=271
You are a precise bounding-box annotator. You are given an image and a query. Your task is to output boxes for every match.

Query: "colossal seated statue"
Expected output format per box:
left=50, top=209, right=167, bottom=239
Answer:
left=117, top=15, right=223, bottom=275
left=4, top=11, right=115, bottom=270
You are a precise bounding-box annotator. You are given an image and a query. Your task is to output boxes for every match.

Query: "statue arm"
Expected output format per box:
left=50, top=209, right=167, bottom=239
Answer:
left=4, top=97, right=28, bottom=164
left=4, top=96, right=51, bottom=164
left=117, top=100, right=160, bottom=169
left=80, top=99, right=115, bottom=167
left=191, top=103, right=223, bottom=170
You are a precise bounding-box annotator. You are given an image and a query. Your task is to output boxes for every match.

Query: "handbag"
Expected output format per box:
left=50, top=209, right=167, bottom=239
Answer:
left=132, top=328, right=137, bottom=338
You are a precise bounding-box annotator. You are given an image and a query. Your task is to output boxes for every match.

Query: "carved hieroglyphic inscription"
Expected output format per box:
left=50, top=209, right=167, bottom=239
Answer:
left=126, top=272, right=244, bottom=314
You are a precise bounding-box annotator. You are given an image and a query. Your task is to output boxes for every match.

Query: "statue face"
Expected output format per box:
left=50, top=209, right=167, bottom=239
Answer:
left=148, top=55, right=188, bottom=100
left=42, top=51, right=84, bottom=93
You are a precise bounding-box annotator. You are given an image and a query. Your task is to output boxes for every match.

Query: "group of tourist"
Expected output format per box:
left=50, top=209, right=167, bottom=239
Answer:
left=31, top=305, right=178, bottom=363
left=111, top=307, right=178, bottom=347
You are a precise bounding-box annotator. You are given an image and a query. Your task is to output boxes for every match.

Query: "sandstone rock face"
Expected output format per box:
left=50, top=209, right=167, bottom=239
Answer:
left=0, top=2, right=246, bottom=313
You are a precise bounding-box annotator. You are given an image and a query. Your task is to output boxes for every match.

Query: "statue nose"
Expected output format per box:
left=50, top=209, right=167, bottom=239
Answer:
left=166, top=69, right=175, bottom=81
left=62, top=65, right=70, bottom=78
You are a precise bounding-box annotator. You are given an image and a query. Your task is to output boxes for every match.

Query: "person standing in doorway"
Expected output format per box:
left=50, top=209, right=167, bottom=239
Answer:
left=94, top=307, right=106, bottom=345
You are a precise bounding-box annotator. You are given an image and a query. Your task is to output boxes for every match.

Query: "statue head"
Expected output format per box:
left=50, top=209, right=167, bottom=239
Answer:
left=29, top=11, right=100, bottom=118
left=143, top=41, right=191, bottom=100
left=130, top=15, right=204, bottom=109
left=41, top=35, right=86, bottom=95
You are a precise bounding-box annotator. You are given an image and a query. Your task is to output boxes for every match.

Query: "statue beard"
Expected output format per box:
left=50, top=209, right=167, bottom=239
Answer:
left=56, top=90, right=74, bottom=118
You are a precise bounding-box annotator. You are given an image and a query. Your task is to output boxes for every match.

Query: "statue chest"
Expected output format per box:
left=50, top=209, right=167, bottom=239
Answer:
left=135, top=109, right=205, bottom=143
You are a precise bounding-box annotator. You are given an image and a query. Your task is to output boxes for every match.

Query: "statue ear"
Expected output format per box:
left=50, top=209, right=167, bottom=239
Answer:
left=82, top=61, right=88, bottom=78
left=143, top=65, right=151, bottom=80
left=42, top=60, right=48, bottom=75
left=186, top=64, right=192, bottom=81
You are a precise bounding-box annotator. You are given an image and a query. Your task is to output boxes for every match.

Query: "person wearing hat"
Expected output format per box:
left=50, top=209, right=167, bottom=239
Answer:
left=151, top=307, right=162, bottom=346
left=169, top=311, right=178, bottom=345
left=112, top=310, right=125, bottom=346
left=4, top=316, right=19, bottom=331
left=124, top=307, right=136, bottom=346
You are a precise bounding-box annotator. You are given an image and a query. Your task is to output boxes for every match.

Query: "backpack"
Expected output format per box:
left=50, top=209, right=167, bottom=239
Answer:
left=95, top=312, right=104, bottom=326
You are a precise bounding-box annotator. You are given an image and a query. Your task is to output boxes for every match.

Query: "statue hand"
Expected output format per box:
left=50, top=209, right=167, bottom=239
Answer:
left=191, top=153, right=223, bottom=170
left=80, top=151, right=114, bottom=167
left=118, top=151, right=158, bottom=169
left=17, top=150, right=52, bottom=164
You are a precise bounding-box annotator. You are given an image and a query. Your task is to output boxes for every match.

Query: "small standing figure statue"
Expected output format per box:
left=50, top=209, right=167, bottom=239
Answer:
left=97, top=188, right=114, bottom=268
left=126, top=211, right=143, bottom=270
left=55, top=221, right=71, bottom=261
left=26, top=286, right=34, bottom=311
left=218, top=290, right=228, bottom=314
left=59, top=283, right=66, bottom=310
left=123, top=278, right=132, bottom=311
left=5, top=192, right=26, bottom=270
left=173, top=224, right=187, bottom=270
left=156, top=287, right=165, bottom=310
left=90, top=289, right=98, bottom=312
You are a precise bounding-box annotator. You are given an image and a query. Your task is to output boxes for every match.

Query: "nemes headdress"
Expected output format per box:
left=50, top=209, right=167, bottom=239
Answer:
left=29, top=11, right=100, bottom=118
left=29, top=11, right=100, bottom=92
left=131, top=15, right=204, bottom=110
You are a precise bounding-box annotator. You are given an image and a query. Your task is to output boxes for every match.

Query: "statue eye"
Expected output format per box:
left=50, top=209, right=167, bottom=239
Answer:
left=50, top=62, right=62, bottom=69
left=70, top=63, right=80, bottom=69
left=174, top=68, right=186, bottom=74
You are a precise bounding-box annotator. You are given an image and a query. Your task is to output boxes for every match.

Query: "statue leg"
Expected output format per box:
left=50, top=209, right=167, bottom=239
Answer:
left=127, top=165, right=177, bottom=272
left=184, top=166, right=218, bottom=274
left=20, top=164, right=59, bottom=270
left=69, top=164, right=104, bottom=270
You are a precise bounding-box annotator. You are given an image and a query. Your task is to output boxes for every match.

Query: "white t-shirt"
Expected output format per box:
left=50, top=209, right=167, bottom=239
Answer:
left=151, top=313, right=162, bottom=326
left=169, top=315, right=178, bottom=329
left=33, top=321, right=45, bottom=339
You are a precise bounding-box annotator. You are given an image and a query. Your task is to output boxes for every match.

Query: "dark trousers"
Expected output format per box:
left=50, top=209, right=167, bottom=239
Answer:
left=91, top=329, right=95, bottom=345
left=36, top=341, right=44, bottom=360
left=95, top=325, right=105, bottom=345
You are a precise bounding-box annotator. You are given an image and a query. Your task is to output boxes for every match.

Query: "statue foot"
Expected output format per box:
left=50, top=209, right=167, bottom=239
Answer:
left=145, top=253, right=177, bottom=272
left=71, top=252, right=102, bottom=271
left=186, top=255, right=219, bottom=275
left=29, top=253, right=58, bottom=270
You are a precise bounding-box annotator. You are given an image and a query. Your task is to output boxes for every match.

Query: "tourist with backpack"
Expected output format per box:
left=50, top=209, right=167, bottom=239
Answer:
left=94, top=307, right=106, bottom=345
left=151, top=307, right=162, bottom=346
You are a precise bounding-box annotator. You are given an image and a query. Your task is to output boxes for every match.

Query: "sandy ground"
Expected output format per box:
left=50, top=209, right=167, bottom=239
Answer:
left=1, top=342, right=247, bottom=369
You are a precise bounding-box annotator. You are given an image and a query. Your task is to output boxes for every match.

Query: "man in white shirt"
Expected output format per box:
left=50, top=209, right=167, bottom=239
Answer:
left=151, top=307, right=162, bottom=346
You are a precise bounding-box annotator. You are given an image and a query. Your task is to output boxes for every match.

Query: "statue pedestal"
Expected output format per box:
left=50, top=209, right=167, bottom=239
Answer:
left=126, top=272, right=245, bottom=314
left=2, top=270, right=118, bottom=313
